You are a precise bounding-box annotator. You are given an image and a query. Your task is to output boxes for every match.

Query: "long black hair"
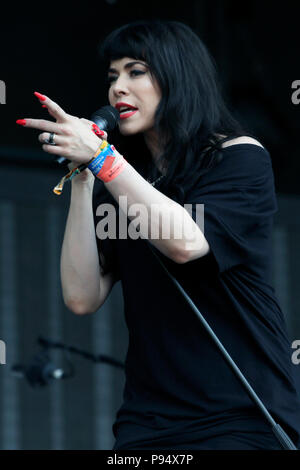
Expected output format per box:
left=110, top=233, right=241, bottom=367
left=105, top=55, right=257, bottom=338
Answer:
left=98, top=19, right=255, bottom=202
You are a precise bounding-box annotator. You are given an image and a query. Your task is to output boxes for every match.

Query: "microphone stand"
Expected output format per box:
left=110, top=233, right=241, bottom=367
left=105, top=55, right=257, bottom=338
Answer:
left=146, top=242, right=298, bottom=451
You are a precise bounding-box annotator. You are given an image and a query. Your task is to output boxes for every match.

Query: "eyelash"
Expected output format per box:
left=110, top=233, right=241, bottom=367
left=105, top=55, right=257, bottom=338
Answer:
left=106, top=70, right=145, bottom=85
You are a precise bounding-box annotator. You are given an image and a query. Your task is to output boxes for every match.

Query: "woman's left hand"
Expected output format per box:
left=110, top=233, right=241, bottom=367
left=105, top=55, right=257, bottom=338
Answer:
left=17, top=93, right=102, bottom=164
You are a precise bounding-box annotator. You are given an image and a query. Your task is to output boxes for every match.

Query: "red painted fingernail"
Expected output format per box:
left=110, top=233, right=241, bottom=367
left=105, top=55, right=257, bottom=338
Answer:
left=16, top=119, right=26, bottom=126
left=92, top=124, right=104, bottom=136
left=92, top=124, right=105, bottom=136
left=34, top=91, right=46, bottom=101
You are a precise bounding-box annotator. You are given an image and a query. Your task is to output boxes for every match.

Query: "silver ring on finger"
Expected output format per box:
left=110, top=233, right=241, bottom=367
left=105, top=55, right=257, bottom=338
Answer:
left=45, top=132, right=56, bottom=146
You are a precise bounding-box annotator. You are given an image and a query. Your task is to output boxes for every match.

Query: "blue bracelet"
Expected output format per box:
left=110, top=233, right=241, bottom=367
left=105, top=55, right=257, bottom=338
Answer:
left=87, top=143, right=116, bottom=176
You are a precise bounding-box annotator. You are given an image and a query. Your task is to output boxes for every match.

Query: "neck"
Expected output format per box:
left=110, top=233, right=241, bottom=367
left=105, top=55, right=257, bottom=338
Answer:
left=143, top=130, right=167, bottom=174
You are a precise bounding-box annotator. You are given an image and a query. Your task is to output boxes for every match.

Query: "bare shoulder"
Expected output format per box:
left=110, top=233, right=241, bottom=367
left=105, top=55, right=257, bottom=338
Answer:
left=221, top=136, right=265, bottom=149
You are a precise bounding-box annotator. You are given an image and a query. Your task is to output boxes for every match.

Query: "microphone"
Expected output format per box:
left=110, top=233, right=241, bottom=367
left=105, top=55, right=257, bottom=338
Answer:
left=55, top=105, right=120, bottom=166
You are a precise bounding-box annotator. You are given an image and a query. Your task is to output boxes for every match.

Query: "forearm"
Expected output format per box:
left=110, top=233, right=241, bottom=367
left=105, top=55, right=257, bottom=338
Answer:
left=104, top=158, right=206, bottom=263
left=60, top=181, right=101, bottom=312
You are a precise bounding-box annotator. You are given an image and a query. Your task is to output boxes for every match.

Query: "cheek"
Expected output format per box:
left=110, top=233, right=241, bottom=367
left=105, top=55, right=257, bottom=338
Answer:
left=139, top=86, right=161, bottom=111
left=146, top=87, right=161, bottom=109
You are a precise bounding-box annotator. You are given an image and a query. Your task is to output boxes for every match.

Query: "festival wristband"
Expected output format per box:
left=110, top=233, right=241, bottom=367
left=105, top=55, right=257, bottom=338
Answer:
left=87, top=141, right=128, bottom=182
left=98, top=154, right=128, bottom=182
left=52, top=141, right=127, bottom=195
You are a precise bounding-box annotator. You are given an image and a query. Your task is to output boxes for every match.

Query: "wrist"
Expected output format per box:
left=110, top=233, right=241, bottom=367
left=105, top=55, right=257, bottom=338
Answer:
left=71, top=174, right=95, bottom=190
left=89, top=140, right=102, bottom=157
left=87, top=141, right=127, bottom=182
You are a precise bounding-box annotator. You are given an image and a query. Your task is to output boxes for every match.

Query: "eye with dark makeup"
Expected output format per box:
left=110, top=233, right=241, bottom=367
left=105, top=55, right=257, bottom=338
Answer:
left=106, top=70, right=146, bottom=86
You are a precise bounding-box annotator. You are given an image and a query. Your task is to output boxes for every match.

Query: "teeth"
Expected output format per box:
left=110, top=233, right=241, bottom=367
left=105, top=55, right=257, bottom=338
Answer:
left=120, top=108, right=136, bottom=114
left=119, top=106, right=136, bottom=112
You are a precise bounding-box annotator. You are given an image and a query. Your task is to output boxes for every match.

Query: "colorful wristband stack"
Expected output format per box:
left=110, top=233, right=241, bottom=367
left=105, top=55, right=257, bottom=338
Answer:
left=88, top=140, right=128, bottom=182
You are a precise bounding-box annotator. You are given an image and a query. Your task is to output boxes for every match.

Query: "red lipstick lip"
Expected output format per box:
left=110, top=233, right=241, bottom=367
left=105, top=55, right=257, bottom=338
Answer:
left=115, top=102, right=138, bottom=111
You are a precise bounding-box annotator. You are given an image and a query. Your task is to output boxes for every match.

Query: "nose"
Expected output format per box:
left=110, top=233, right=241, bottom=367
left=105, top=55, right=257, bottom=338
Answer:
left=112, top=75, right=130, bottom=97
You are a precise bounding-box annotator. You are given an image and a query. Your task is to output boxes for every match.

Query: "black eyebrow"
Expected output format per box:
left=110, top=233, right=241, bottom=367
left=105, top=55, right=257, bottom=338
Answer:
left=108, top=61, right=148, bottom=74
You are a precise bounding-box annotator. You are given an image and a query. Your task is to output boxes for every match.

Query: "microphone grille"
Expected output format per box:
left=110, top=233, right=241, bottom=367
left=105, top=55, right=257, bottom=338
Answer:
left=91, top=105, right=120, bottom=131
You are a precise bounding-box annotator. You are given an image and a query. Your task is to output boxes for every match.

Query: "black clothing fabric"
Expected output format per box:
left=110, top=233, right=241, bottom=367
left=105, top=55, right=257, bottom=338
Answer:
left=92, top=143, right=300, bottom=450
left=111, top=425, right=283, bottom=450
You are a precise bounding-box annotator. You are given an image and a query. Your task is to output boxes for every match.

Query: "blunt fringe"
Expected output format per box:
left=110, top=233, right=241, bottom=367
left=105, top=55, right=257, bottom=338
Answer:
left=98, top=19, right=255, bottom=202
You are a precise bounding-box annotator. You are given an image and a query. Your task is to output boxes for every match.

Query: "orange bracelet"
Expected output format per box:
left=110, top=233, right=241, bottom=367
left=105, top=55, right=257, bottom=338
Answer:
left=98, top=154, right=128, bottom=182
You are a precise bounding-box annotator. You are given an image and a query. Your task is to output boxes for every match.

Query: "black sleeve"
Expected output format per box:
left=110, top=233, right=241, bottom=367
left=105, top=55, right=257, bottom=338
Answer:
left=184, top=144, right=278, bottom=273
left=92, top=180, right=120, bottom=280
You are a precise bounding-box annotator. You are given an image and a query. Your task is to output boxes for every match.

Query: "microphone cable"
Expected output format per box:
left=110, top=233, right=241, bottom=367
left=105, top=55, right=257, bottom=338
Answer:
left=146, top=241, right=298, bottom=451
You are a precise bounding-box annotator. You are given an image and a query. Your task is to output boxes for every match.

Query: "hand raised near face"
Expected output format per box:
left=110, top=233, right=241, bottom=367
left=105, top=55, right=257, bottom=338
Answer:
left=16, top=92, right=103, bottom=165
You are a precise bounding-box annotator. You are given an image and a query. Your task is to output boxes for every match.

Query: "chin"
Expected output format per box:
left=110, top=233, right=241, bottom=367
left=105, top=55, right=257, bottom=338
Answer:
left=119, top=127, right=138, bottom=136
left=118, top=123, right=145, bottom=136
